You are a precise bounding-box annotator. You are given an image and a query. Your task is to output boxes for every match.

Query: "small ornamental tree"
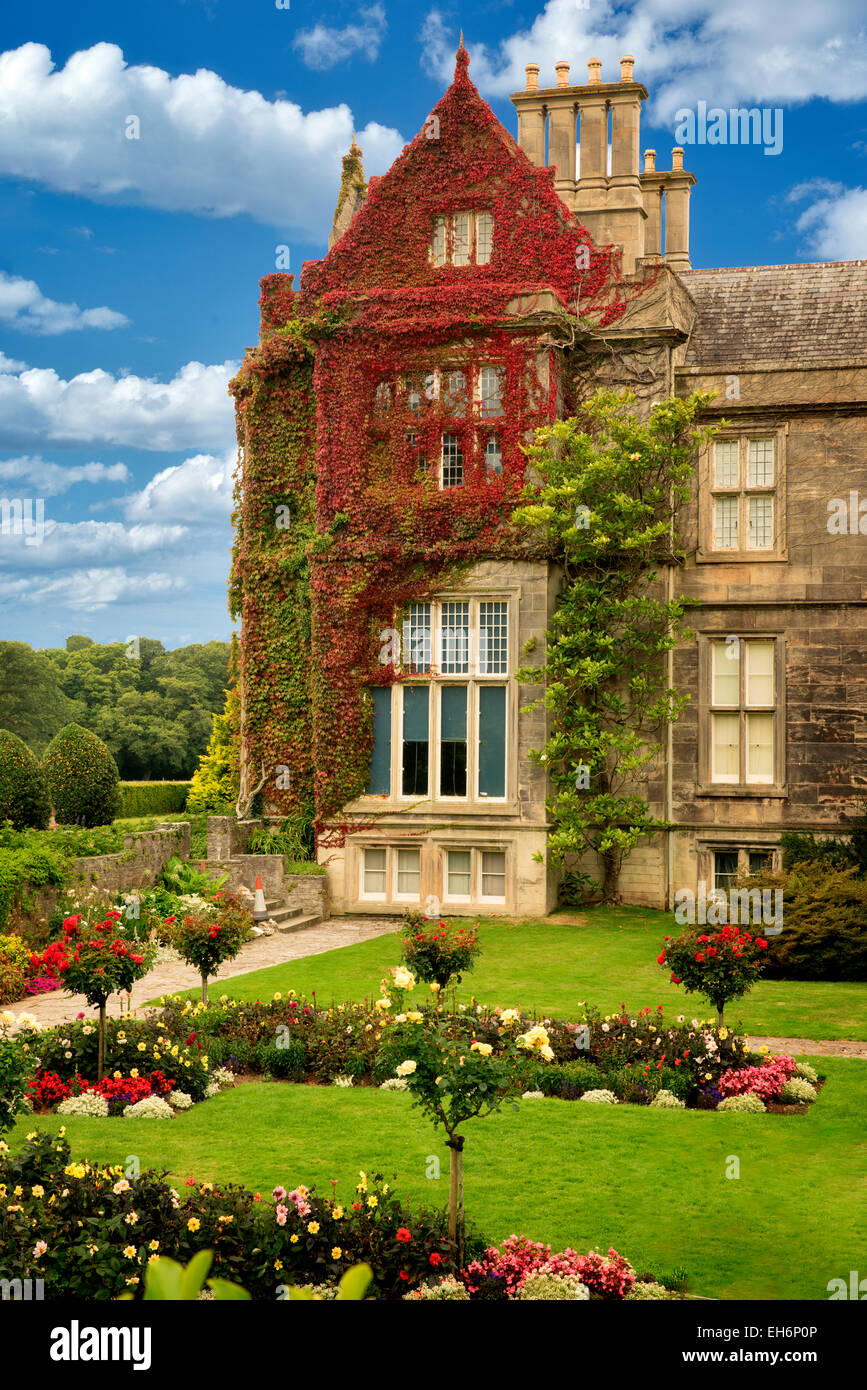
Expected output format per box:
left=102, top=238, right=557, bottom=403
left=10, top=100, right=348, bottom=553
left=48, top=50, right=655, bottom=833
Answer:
left=0, top=728, right=51, bottom=830
left=42, top=724, right=121, bottom=827
left=400, top=916, right=481, bottom=989
left=162, top=895, right=253, bottom=1002
left=386, top=974, right=550, bottom=1261
left=50, top=913, right=155, bottom=1079
left=657, top=924, right=770, bottom=1027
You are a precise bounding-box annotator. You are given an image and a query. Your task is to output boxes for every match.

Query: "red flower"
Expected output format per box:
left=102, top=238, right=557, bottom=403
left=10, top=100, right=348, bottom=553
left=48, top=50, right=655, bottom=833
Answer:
left=396, top=1227, right=412, bottom=1243
left=695, top=952, right=705, bottom=962
left=429, top=1252, right=442, bottom=1266
left=656, top=953, right=665, bottom=964
left=399, top=1270, right=409, bottom=1281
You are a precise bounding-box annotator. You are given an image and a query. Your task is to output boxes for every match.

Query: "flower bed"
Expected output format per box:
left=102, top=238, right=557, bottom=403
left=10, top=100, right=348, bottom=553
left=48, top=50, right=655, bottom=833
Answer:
left=0, top=1131, right=681, bottom=1301
left=150, top=987, right=823, bottom=1114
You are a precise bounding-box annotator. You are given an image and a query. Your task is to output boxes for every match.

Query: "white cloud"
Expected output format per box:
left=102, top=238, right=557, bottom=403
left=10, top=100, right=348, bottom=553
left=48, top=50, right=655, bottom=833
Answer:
left=0, top=269, right=128, bottom=335
left=0, top=42, right=404, bottom=234
left=294, top=4, right=387, bottom=71
left=0, top=357, right=237, bottom=452
left=0, top=518, right=188, bottom=572
left=0, top=567, right=187, bottom=612
left=123, top=450, right=234, bottom=523
left=0, top=456, right=130, bottom=495
left=787, top=180, right=867, bottom=258
left=421, top=1, right=867, bottom=123
left=0, top=351, right=28, bottom=373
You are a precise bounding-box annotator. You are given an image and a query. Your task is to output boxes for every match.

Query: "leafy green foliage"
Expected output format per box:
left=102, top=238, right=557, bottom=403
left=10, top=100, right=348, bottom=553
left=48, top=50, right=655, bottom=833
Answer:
left=780, top=830, right=857, bottom=873
left=763, top=862, right=867, bottom=982
left=0, top=642, right=81, bottom=754
left=119, top=783, right=190, bottom=817
left=245, top=811, right=315, bottom=863
left=159, top=857, right=229, bottom=899
left=658, top=923, right=770, bottom=1021
left=42, top=724, right=121, bottom=827
left=187, top=656, right=241, bottom=813
left=401, top=915, right=482, bottom=988
left=513, top=390, right=716, bottom=901
left=121, top=1250, right=251, bottom=1302
left=0, top=729, right=51, bottom=830
left=0, top=1033, right=35, bottom=1132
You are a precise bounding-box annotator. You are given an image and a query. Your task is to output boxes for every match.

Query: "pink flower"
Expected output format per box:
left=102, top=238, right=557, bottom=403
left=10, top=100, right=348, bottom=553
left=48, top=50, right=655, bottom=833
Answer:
left=33, top=1241, right=48, bottom=1258
left=275, top=1204, right=289, bottom=1226
left=272, top=1185, right=286, bottom=1202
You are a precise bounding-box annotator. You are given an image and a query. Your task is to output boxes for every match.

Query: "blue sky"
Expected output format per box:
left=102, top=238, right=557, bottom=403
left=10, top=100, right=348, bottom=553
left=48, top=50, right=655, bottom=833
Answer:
left=0, top=0, right=865, bottom=650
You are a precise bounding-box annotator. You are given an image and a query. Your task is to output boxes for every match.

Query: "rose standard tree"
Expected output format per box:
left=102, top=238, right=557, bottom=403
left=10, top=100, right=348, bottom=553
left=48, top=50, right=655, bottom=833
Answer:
left=657, top=923, right=770, bottom=1027
left=161, top=895, right=253, bottom=1003
left=46, top=914, right=155, bottom=1080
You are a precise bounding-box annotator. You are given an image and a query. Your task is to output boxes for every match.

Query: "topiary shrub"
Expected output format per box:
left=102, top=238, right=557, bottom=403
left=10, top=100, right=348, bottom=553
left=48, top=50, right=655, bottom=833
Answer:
left=0, top=729, right=51, bottom=830
left=41, top=724, right=121, bottom=827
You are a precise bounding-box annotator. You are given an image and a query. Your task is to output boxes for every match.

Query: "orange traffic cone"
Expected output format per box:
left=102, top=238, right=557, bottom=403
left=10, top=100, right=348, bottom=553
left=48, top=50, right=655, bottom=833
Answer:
left=252, top=876, right=268, bottom=920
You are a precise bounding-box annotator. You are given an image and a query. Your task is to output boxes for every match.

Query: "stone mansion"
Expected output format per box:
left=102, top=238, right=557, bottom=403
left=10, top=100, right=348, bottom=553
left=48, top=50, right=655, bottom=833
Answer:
left=232, top=44, right=867, bottom=919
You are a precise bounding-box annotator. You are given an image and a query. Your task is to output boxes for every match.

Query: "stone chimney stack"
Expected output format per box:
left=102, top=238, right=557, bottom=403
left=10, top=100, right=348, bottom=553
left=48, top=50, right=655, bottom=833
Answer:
left=329, top=136, right=368, bottom=250
left=510, top=56, right=695, bottom=274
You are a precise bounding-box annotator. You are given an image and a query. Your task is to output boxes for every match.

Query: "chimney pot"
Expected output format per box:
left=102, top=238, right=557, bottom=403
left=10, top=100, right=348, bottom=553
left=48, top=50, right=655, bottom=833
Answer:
left=525, top=63, right=540, bottom=91
left=644, top=149, right=656, bottom=172
left=555, top=61, right=570, bottom=87
left=587, top=58, right=602, bottom=84
left=620, top=55, right=635, bottom=82
left=671, top=145, right=684, bottom=171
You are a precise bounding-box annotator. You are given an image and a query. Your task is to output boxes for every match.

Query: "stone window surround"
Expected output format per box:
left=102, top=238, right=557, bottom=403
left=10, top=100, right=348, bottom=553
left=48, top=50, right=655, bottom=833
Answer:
left=359, top=588, right=522, bottom=813
left=696, top=420, right=788, bottom=563
left=353, top=837, right=513, bottom=910
left=696, top=630, right=788, bottom=797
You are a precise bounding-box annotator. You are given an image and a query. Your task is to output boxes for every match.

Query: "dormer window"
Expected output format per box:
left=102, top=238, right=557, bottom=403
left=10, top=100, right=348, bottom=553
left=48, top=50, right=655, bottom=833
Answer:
left=430, top=211, right=494, bottom=268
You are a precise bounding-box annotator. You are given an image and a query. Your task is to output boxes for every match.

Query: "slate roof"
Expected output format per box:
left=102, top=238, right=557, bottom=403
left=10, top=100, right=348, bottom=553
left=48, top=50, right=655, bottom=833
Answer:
left=679, top=261, right=867, bottom=365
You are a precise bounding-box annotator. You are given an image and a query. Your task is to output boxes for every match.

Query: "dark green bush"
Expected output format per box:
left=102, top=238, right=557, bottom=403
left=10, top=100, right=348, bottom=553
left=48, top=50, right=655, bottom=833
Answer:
left=42, top=724, right=121, bottom=827
left=0, top=729, right=51, bottom=830
left=255, top=1039, right=307, bottom=1079
left=780, top=831, right=856, bottom=873
left=119, top=782, right=189, bottom=817
left=764, top=862, right=867, bottom=981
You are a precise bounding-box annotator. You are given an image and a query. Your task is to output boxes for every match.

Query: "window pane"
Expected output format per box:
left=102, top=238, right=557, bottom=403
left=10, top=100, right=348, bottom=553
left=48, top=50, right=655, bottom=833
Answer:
left=431, top=217, right=446, bottom=267
left=711, top=712, right=740, bottom=782
left=442, top=370, right=467, bottom=418
left=442, top=432, right=464, bottom=488
left=453, top=213, right=470, bottom=266
left=479, top=601, right=508, bottom=675
left=402, top=686, right=429, bottom=796
left=748, top=494, right=773, bottom=549
left=363, top=848, right=387, bottom=896
left=712, top=641, right=740, bottom=706
left=479, top=367, right=504, bottom=418
left=366, top=688, right=392, bottom=795
left=714, top=851, right=739, bottom=892
left=749, top=850, right=772, bottom=875
left=406, top=432, right=427, bottom=472
left=476, top=212, right=493, bottom=264
left=404, top=375, right=423, bottom=415
left=746, top=641, right=774, bottom=706
left=481, top=851, right=506, bottom=898
left=440, top=601, right=469, bottom=674
left=396, top=849, right=421, bottom=897
left=447, top=849, right=472, bottom=897
left=714, top=494, right=738, bottom=548
left=747, top=438, right=774, bottom=487
left=746, top=712, right=774, bottom=782
left=478, top=686, right=506, bottom=797
left=484, top=434, right=502, bottom=475
left=403, top=603, right=431, bottom=674
left=714, top=440, right=739, bottom=487
left=374, top=381, right=392, bottom=414
left=440, top=686, right=468, bottom=797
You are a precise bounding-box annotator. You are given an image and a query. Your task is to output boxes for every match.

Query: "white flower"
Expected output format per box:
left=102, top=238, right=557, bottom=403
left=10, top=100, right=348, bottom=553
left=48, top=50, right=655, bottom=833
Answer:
left=333, top=1075, right=354, bottom=1088
left=396, top=1060, right=417, bottom=1077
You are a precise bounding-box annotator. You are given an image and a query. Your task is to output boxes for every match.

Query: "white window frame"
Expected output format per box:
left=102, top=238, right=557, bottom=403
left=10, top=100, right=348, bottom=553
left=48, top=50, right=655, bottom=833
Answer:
left=700, top=426, right=787, bottom=561
left=429, top=211, right=494, bottom=268
left=702, top=635, right=783, bottom=793
left=386, top=599, right=512, bottom=806
left=441, top=846, right=508, bottom=906
left=359, top=846, right=388, bottom=901
left=393, top=846, right=422, bottom=902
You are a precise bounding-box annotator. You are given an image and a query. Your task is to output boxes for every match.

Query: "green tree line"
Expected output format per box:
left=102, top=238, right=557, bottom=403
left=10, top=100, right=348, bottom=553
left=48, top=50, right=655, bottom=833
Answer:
left=0, top=635, right=231, bottom=780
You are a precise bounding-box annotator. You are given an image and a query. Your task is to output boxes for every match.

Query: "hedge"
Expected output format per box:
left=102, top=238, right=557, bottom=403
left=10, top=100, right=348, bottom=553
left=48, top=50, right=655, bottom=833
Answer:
left=119, top=782, right=190, bottom=817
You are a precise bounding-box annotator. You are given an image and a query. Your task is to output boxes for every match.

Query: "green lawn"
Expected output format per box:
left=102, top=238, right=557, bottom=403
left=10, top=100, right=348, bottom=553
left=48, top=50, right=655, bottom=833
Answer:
left=158, top=906, right=867, bottom=1041
left=10, top=1052, right=866, bottom=1301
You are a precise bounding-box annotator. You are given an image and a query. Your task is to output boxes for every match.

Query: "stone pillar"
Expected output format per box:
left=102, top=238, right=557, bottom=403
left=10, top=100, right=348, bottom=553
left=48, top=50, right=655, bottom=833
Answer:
left=664, top=148, right=694, bottom=269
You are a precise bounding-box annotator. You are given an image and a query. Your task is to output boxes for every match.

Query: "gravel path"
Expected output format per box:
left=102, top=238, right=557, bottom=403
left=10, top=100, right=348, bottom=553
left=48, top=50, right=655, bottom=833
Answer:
left=5, top=917, right=399, bottom=1028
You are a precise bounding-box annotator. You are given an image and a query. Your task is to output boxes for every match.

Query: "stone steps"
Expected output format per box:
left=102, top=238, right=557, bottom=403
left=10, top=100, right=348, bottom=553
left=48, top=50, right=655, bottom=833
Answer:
left=261, top=898, right=324, bottom=935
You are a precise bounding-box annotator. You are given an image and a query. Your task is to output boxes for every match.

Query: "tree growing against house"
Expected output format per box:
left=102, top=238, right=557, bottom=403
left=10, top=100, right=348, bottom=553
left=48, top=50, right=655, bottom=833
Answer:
left=514, top=389, right=716, bottom=903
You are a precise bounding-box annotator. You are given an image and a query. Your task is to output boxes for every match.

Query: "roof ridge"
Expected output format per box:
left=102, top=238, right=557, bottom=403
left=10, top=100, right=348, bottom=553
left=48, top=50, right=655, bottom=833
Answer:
left=682, top=260, right=867, bottom=274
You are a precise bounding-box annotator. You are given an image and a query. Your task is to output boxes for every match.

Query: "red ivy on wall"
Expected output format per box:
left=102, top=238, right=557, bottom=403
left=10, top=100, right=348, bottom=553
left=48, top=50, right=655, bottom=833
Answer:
left=230, top=44, right=658, bottom=844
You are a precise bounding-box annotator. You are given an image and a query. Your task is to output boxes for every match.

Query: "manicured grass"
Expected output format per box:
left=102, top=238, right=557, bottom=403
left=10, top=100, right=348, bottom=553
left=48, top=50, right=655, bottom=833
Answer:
left=157, top=906, right=867, bottom=1041
left=10, top=1053, right=865, bottom=1301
